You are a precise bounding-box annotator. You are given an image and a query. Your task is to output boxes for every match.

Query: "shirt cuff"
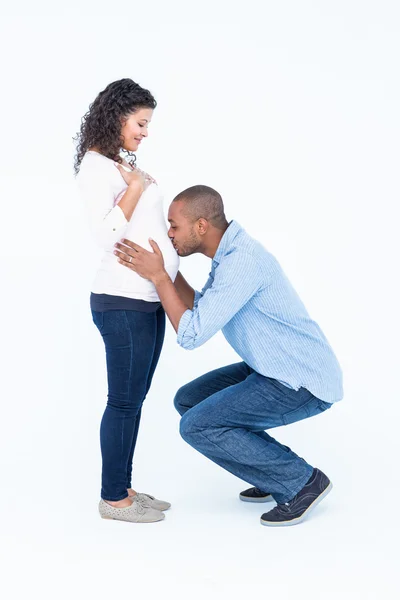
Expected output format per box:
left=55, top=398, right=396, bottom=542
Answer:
left=177, top=309, right=194, bottom=347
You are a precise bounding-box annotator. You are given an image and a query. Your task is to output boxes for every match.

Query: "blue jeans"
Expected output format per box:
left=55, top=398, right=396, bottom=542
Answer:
left=92, top=308, right=165, bottom=501
left=174, top=362, right=332, bottom=504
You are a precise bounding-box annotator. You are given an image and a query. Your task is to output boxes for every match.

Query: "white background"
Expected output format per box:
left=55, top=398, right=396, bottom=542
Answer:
left=0, top=1, right=399, bottom=598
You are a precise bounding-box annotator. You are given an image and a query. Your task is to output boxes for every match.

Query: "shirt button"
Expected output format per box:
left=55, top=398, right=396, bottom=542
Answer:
left=113, top=228, right=116, bottom=231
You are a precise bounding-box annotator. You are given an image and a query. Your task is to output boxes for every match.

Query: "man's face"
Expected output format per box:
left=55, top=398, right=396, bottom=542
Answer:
left=168, top=201, right=201, bottom=257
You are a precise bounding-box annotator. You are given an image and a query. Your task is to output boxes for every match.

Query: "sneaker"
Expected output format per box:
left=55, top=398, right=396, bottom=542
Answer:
left=99, top=497, right=165, bottom=523
left=135, top=493, right=171, bottom=512
left=239, top=487, right=273, bottom=503
left=260, top=468, right=332, bottom=527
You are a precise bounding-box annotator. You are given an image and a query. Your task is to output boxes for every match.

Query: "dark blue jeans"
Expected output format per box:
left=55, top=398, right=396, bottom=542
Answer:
left=174, top=362, right=332, bottom=504
left=92, top=308, right=165, bottom=501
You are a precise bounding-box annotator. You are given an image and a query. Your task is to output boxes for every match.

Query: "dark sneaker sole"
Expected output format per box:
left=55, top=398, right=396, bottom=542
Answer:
left=260, top=481, right=333, bottom=527
left=239, top=493, right=274, bottom=503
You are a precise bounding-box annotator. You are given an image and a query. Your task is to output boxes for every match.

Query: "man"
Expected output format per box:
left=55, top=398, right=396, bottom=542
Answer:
left=113, top=185, right=343, bottom=527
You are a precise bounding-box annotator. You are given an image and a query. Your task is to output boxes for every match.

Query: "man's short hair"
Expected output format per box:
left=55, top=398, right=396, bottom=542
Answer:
left=173, top=185, right=227, bottom=230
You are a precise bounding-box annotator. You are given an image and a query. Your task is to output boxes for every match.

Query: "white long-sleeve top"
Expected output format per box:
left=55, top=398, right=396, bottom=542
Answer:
left=77, top=150, right=180, bottom=301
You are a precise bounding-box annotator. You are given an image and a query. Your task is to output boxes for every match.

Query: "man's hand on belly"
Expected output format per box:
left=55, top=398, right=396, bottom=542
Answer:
left=114, top=238, right=165, bottom=282
left=114, top=238, right=189, bottom=332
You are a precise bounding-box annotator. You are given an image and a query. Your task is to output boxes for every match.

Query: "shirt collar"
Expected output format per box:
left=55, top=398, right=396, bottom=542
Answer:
left=212, top=220, right=242, bottom=266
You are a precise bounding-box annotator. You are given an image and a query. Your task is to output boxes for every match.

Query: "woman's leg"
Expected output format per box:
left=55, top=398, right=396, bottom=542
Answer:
left=92, top=309, right=158, bottom=502
left=126, top=307, right=166, bottom=491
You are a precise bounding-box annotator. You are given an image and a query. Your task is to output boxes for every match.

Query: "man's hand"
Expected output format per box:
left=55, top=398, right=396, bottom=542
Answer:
left=114, top=238, right=167, bottom=284
left=115, top=239, right=190, bottom=333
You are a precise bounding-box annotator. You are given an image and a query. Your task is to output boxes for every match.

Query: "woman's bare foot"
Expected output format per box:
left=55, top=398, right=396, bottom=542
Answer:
left=104, top=489, right=138, bottom=507
left=105, top=497, right=132, bottom=508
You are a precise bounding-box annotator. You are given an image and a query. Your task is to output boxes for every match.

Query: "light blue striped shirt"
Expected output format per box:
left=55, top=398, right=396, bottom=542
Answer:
left=177, top=220, right=343, bottom=403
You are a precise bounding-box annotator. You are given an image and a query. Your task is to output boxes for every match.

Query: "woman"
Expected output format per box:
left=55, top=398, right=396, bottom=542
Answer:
left=74, top=78, right=180, bottom=523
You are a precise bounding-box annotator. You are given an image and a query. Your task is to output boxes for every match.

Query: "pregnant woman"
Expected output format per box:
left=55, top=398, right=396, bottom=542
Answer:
left=74, top=78, right=180, bottom=523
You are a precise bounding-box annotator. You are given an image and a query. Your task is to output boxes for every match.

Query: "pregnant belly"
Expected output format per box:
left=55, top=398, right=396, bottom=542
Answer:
left=124, top=221, right=180, bottom=279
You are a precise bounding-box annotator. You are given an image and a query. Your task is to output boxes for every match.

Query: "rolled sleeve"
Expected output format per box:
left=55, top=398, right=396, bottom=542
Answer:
left=177, top=309, right=196, bottom=349
left=176, top=251, right=263, bottom=351
left=193, top=290, right=202, bottom=307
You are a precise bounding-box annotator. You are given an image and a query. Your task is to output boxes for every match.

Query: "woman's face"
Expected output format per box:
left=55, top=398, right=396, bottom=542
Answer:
left=120, top=107, right=153, bottom=152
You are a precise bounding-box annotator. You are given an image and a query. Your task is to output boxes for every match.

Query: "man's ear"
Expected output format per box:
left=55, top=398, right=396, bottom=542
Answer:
left=197, top=218, right=209, bottom=236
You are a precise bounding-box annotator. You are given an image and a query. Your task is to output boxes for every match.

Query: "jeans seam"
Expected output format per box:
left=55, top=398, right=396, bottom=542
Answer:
left=282, top=395, right=315, bottom=425
left=282, top=466, right=314, bottom=504
left=121, top=310, right=134, bottom=494
left=101, top=492, right=129, bottom=502
left=189, top=426, right=299, bottom=500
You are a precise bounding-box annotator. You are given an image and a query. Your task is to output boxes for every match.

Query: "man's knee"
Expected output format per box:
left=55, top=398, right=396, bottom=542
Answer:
left=179, top=406, right=216, bottom=445
left=173, top=383, right=194, bottom=416
left=179, top=411, right=198, bottom=443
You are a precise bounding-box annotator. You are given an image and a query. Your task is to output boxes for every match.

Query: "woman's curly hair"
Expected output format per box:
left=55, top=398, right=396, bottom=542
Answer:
left=73, top=78, right=157, bottom=175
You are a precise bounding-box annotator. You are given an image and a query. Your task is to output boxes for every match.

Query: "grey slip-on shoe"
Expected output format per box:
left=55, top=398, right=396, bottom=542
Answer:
left=99, top=497, right=165, bottom=523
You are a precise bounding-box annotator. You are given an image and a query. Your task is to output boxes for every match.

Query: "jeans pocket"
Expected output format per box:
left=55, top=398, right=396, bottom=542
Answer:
left=317, top=399, right=332, bottom=413
left=282, top=396, right=332, bottom=425
left=282, top=401, right=312, bottom=426
left=92, top=310, right=104, bottom=333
